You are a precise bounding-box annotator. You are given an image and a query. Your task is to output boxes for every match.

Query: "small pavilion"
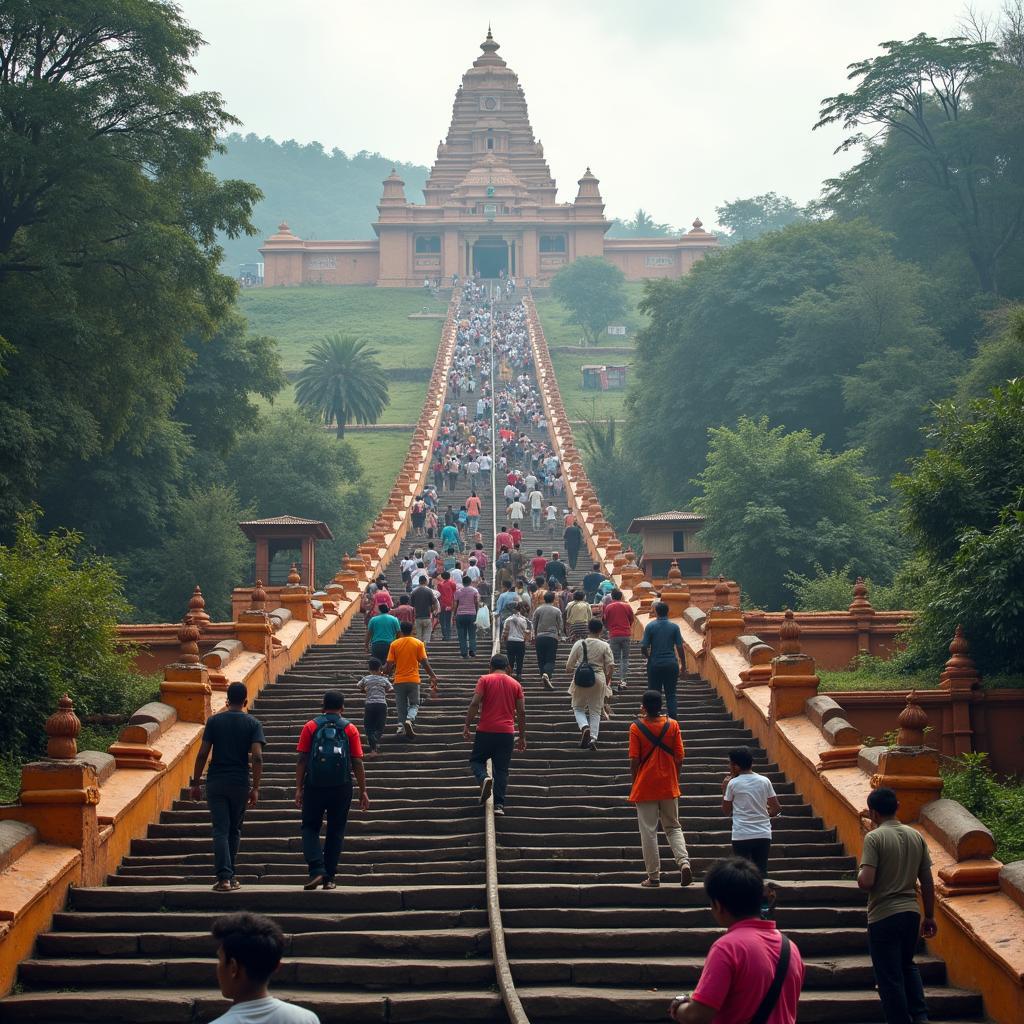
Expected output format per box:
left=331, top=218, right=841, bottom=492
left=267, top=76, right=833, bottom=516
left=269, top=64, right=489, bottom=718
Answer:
left=238, top=515, right=334, bottom=589
left=627, top=511, right=713, bottom=580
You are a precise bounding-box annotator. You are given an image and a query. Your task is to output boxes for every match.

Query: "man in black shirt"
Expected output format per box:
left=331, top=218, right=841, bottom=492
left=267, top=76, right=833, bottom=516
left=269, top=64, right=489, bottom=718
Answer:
left=190, top=682, right=267, bottom=891
left=544, top=552, right=568, bottom=588
left=563, top=522, right=584, bottom=570
left=582, top=564, right=607, bottom=604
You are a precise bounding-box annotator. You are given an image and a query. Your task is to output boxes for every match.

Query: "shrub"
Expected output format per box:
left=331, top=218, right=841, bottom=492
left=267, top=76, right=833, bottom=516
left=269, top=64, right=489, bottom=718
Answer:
left=942, top=753, right=1024, bottom=863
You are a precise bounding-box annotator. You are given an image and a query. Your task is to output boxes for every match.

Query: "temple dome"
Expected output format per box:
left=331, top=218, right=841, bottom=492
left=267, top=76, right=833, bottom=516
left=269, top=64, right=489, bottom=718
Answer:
left=456, top=153, right=527, bottom=191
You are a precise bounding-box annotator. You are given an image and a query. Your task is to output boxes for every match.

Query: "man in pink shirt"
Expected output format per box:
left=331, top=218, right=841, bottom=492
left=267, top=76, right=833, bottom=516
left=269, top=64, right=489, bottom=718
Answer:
left=463, top=653, right=527, bottom=816
left=669, top=858, right=804, bottom=1024
left=601, top=588, right=635, bottom=691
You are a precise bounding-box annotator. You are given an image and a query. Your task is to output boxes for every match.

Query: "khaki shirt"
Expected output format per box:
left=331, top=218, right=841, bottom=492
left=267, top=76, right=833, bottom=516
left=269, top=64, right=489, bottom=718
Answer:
left=860, top=818, right=931, bottom=924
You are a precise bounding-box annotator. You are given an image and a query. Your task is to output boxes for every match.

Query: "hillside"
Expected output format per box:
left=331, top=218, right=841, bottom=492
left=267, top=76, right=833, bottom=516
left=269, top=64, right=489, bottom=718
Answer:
left=209, top=133, right=429, bottom=272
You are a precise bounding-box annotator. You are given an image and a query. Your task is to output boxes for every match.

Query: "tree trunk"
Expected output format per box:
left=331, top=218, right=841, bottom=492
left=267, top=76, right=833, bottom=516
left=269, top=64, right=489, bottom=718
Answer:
left=336, top=421, right=345, bottom=439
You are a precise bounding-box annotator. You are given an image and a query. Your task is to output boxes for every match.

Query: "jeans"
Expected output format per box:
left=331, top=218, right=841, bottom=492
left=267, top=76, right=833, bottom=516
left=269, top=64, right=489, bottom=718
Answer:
left=636, top=799, right=690, bottom=879
left=867, top=911, right=929, bottom=1024
left=535, top=635, right=558, bottom=677
left=206, top=778, right=249, bottom=881
left=468, top=515, right=479, bottom=535
left=647, top=661, right=679, bottom=719
left=609, top=636, right=631, bottom=683
left=395, top=682, right=420, bottom=725
left=439, top=609, right=452, bottom=640
left=301, top=783, right=352, bottom=881
left=456, top=613, right=477, bottom=656
left=469, top=731, right=515, bottom=806
left=732, top=837, right=772, bottom=877
left=531, top=509, right=541, bottom=529
left=566, top=546, right=580, bottom=570
left=370, top=641, right=391, bottom=665
left=364, top=702, right=387, bottom=751
left=413, top=617, right=433, bottom=644
left=574, top=707, right=601, bottom=741
left=506, top=639, right=526, bottom=678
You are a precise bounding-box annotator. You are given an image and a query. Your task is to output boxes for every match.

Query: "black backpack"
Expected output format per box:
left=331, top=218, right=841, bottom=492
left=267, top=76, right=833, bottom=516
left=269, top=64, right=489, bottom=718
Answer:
left=306, top=714, right=352, bottom=787
left=573, top=639, right=597, bottom=688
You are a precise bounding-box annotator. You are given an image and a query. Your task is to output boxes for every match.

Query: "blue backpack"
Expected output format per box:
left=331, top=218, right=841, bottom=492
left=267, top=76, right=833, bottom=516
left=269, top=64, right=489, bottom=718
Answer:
left=306, top=714, right=352, bottom=787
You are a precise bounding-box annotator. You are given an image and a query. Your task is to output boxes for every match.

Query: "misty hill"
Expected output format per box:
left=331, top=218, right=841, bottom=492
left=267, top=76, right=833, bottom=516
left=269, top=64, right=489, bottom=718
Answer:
left=209, top=133, right=429, bottom=272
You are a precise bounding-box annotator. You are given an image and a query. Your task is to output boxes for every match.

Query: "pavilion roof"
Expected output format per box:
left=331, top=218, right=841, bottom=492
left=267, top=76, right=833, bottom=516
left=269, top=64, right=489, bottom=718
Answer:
left=238, top=515, right=334, bottom=540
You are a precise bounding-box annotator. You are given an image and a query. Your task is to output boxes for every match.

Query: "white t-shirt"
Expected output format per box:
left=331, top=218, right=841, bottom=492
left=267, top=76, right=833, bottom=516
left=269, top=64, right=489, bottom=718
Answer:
left=529, top=489, right=543, bottom=509
left=449, top=568, right=464, bottom=587
left=725, top=772, right=777, bottom=840
left=210, top=997, right=319, bottom=1024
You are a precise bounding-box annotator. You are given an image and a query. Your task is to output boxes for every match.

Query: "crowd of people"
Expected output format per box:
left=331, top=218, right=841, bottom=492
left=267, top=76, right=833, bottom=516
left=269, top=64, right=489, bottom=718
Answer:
left=191, top=294, right=935, bottom=1024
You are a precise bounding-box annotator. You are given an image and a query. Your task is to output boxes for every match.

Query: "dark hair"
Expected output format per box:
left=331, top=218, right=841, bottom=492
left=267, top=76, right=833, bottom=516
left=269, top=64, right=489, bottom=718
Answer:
left=654, top=601, right=670, bottom=618
left=611, top=588, right=623, bottom=601
left=537, top=548, right=544, bottom=556
left=226, top=682, right=248, bottom=707
left=418, top=575, right=428, bottom=585
left=642, top=689, right=663, bottom=715
left=367, top=657, right=382, bottom=671
left=728, top=747, right=754, bottom=771
left=588, top=617, right=603, bottom=634
left=398, top=595, right=410, bottom=605
left=441, top=571, right=451, bottom=580
left=377, top=603, right=389, bottom=613
left=211, top=912, right=285, bottom=983
left=867, top=787, right=899, bottom=816
left=323, top=690, right=344, bottom=711
left=573, top=590, right=585, bottom=601
left=593, top=563, right=601, bottom=571
left=704, top=857, right=764, bottom=918
left=543, top=591, right=555, bottom=603
left=400, top=621, right=413, bottom=635
left=490, top=653, right=510, bottom=670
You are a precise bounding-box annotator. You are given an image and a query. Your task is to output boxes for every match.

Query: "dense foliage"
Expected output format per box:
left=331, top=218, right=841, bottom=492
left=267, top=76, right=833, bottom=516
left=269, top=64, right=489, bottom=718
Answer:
left=714, top=193, right=807, bottom=243
left=943, top=753, right=1024, bottom=863
left=0, top=512, right=156, bottom=763
left=550, top=257, right=629, bottom=344
left=691, top=418, right=901, bottom=608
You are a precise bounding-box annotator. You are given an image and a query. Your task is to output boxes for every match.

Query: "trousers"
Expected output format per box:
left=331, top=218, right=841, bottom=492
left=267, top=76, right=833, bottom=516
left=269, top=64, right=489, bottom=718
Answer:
left=506, top=639, right=526, bottom=677
left=413, top=617, right=433, bottom=644
left=301, top=783, right=352, bottom=881
left=732, top=837, right=772, bottom=877
left=469, top=731, right=515, bottom=806
left=206, top=778, right=249, bottom=881
left=609, top=636, right=631, bottom=682
left=867, top=911, right=929, bottom=1024
left=456, top=613, right=477, bottom=656
left=364, top=702, right=387, bottom=751
left=439, top=609, right=452, bottom=640
left=635, top=799, right=690, bottom=879
left=535, top=635, right=558, bottom=677
left=647, top=662, right=679, bottom=719
left=395, top=682, right=421, bottom=725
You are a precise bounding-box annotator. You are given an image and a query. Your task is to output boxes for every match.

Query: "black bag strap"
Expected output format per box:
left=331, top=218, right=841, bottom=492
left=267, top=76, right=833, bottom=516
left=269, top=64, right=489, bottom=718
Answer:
left=749, top=934, right=791, bottom=1024
left=635, top=720, right=672, bottom=769
left=580, top=639, right=590, bottom=664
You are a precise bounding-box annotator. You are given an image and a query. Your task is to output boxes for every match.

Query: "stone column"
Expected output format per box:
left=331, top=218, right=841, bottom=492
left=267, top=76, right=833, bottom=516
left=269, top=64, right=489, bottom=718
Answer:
left=938, top=626, right=980, bottom=757
left=702, top=576, right=744, bottom=652
left=159, top=613, right=212, bottom=724
left=768, top=611, right=820, bottom=720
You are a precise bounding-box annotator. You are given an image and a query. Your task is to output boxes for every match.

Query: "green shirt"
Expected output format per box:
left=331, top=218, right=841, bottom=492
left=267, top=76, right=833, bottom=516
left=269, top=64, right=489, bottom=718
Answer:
left=367, top=613, right=401, bottom=646
left=860, top=818, right=931, bottom=924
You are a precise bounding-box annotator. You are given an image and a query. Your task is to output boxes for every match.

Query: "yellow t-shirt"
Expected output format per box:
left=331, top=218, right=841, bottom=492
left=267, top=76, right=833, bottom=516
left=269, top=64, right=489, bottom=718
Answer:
left=388, top=635, right=427, bottom=683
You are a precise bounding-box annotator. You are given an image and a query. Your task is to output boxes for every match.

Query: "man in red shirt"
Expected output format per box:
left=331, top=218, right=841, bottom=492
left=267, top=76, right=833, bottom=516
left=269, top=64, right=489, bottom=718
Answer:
left=294, top=691, right=369, bottom=890
left=496, top=528, right=513, bottom=554
left=463, top=653, right=527, bottom=815
left=436, top=571, right=457, bottom=641
left=509, top=524, right=522, bottom=548
left=669, top=857, right=804, bottom=1024
left=603, top=589, right=636, bottom=691
left=530, top=548, right=548, bottom=580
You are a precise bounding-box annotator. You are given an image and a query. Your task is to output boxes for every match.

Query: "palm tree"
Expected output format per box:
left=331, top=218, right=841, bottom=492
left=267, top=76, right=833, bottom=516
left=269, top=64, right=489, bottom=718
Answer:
left=294, top=334, right=389, bottom=438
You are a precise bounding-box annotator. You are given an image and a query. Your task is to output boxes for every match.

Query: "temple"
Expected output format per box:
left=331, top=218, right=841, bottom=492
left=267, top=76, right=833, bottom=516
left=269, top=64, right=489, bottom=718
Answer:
left=260, top=29, right=717, bottom=287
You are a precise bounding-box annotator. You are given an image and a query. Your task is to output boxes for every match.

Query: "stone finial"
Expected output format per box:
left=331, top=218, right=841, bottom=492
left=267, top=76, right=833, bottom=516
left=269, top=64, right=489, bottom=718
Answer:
left=897, top=691, right=929, bottom=746
left=188, top=585, right=211, bottom=628
left=251, top=579, right=267, bottom=611
left=779, top=609, right=801, bottom=656
left=848, top=577, right=875, bottom=615
left=714, top=575, right=730, bottom=606
left=287, top=563, right=301, bottom=586
left=177, top=616, right=201, bottom=666
left=45, top=694, right=80, bottom=759
left=939, top=626, right=982, bottom=690
left=667, top=560, right=683, bottom=583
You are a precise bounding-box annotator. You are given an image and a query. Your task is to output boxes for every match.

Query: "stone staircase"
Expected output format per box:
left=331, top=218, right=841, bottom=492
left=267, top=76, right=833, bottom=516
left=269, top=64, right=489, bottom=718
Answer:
left=0, top=318, right=987, bottom=1023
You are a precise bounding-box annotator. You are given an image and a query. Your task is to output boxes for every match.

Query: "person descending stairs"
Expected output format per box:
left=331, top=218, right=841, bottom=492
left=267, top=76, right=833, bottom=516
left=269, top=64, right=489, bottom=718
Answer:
left=0, top=291, right=986, bottom=1023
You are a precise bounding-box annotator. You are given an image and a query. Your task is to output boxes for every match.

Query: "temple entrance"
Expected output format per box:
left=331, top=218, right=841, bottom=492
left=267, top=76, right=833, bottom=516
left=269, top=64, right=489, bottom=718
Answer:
left=472, top=237, right=510, bottom=278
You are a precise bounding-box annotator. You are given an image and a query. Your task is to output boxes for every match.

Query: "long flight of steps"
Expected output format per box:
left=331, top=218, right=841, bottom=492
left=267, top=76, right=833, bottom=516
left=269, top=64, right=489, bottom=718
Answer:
left=0, top=318, right=985, bottom=1023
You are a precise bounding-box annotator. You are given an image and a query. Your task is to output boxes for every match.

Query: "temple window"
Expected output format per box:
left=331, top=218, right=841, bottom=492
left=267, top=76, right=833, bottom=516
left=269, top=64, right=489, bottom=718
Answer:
left=539, top=234, right=567, bottom=253
left=415, top=235, right=441, bottom=254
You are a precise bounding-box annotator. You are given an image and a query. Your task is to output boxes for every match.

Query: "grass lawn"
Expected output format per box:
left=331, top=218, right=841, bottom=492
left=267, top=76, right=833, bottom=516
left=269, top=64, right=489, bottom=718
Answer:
left=533, top=280, right=648, bottom=348
left=239, top=286, right=447, bottom=371
left=345, top=431, right=414, bottom=509
left=259, top=380, right=427, bottom=425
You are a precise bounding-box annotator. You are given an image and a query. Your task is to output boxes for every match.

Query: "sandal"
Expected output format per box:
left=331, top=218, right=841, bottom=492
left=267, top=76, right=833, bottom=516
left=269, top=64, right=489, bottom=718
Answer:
left=229, top=878, right=242, bottom=890
left=322, top=880, right=337, bottom=890
left=211, top=880, right=232, bottom=892
left=641, top=878, right=661, bottom=888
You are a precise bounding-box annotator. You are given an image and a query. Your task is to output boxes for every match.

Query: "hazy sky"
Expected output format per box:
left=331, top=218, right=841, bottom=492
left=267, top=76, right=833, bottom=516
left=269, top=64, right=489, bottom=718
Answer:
left=178, top=0, right=998, bottom=232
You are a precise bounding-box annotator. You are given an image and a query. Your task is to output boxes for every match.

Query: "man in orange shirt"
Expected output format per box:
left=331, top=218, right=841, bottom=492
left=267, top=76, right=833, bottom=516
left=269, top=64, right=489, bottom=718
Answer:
left=628, top=689, right=692, bottom=887
left=384, top=621, right=439, bottom=739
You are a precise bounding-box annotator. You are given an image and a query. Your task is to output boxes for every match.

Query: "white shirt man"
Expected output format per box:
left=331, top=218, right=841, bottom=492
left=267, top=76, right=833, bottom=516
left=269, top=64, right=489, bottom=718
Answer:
left=479, top=453, right=492, bottom=472
left=508, top=500, right=525, bottom=522
left=466, top=560, right=482, bottom=583
left=528, top=489, right=544, bottom=510
left=503, top=483, right=518, bottom=504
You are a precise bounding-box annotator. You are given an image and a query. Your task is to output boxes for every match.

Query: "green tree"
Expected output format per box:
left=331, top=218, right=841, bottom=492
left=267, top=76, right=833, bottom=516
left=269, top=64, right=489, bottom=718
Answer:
left=895, top=380, right=1024, bottom=674
left=815, top=33, right=1024, bottom=294
left=227, top=409, right=375, bottom=583
left=576, top=417, right=647, bottom=536
left=0, top=1, right=261, bottom=530
left=0, top=510, right=154, bottom=761
left=691, top=418, right=900, bottom=608
left=956, top=305, right=1024, bottom=402
left=607, top=208, right=675, bottom=238
left=294, top=335, right=389, bottom=438
left=129, top=485, right=253, bottom=622
left=714, top=193, right=806, bottom=243
left=550, top=257, right=629, bottom=344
